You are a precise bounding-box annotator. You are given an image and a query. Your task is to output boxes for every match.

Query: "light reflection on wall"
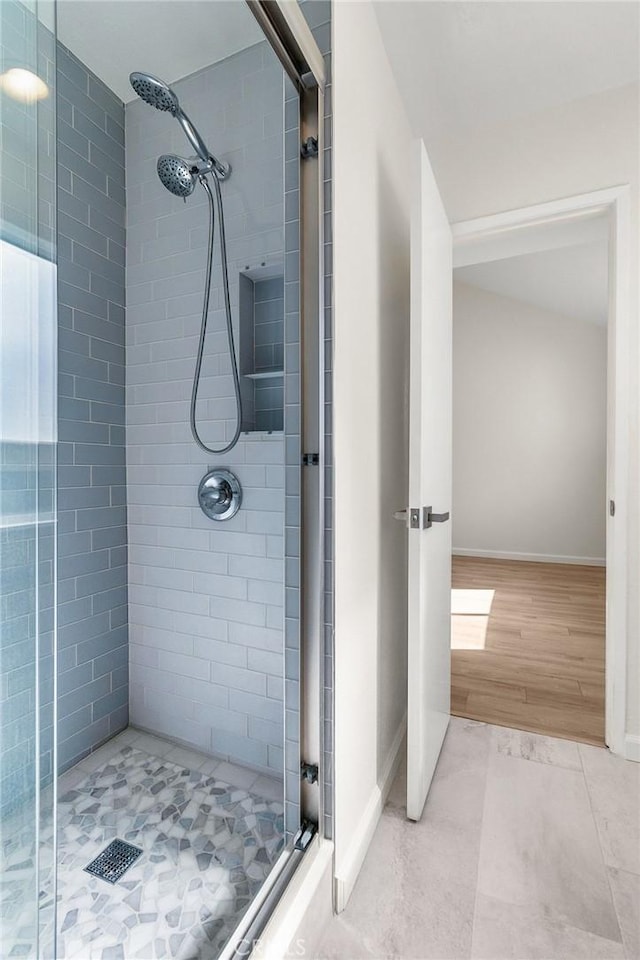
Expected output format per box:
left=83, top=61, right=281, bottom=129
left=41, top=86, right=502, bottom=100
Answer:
left=0, top=67, right=48, bottom=102
left=0, top=239, right=57, bottom=448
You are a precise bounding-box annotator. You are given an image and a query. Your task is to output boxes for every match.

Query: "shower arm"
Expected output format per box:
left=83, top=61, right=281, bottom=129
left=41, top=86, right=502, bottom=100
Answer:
left=177, top=107, right=231, bottom=181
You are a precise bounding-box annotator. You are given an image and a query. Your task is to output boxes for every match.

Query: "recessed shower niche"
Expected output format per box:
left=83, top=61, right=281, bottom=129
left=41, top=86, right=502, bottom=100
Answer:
left=239, top=268, right=285, bottom=433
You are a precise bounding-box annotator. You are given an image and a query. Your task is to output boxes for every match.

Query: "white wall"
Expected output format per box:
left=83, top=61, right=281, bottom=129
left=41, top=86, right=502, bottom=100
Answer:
left=332, top=0, right=412, bottom=906
left=453, top=280, right=607, bottom=563
left=431, top=81, right=640, bottom=740
left=430, top=84, right=638, bottom=226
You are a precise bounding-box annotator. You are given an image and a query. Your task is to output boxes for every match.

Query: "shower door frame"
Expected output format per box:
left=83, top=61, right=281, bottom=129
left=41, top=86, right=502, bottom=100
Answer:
left=217, top=3, right=330, bottom=955
left=245, top=1, right=329, bottom=833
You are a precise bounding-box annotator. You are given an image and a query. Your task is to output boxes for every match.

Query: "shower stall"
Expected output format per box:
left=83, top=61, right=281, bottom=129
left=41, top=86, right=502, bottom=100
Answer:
left=0, top=1, right=332, bottom=956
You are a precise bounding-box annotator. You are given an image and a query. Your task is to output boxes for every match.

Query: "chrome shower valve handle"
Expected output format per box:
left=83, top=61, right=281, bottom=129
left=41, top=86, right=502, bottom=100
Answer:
left=198, top=469, right=242, bottom=521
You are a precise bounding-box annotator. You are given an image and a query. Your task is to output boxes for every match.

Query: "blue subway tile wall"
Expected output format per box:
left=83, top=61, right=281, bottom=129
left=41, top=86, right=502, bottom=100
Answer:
left=56, top=43, right=128, bottom=772
left=0, top=462, right=55, bottom=816
left=254, top=277, right=285, bottom=371
left=0, top=0, right=57, bottom=817
left=0, top=2, right=56, bottom=258
left=126, top=42, right=287, bottom=779
left=0, top=504, right=38, bottom=817
left=254, top=276, right=285, bottom=431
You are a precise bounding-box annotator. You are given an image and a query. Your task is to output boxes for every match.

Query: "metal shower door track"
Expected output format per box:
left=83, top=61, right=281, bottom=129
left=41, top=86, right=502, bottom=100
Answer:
left=219, top=3, right=328, bottom=958
left=244, top=1, right=328, bottom=834
left=246, top=1, right=326, bottom=91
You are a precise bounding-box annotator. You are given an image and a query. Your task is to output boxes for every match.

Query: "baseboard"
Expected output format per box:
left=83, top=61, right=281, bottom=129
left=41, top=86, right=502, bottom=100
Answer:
left=380, top=711, right=407, bottom=805
left=333, top=780, right=381, bottom=915
left=453, top=548, right=605, bottom=567
left=334, top=713, right=407, bottom=913
left=625, top=734, right=640, bottom=762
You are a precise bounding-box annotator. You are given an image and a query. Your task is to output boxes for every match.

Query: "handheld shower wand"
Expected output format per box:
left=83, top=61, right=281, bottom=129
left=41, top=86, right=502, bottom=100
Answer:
left=130, top=71, right=242, bottom=457
left=129, top=72, right=230, bottom=180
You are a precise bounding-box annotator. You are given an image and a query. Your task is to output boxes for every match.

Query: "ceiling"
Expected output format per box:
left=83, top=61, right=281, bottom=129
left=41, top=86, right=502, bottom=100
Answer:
left=374, top=1, right=639, bottom=145
left=57, top=1, right=263, bottom=103
left=455, top=241, right=608, bottom=326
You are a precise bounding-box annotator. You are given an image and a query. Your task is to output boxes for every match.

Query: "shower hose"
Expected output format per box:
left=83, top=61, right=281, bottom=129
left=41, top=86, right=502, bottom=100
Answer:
left=190, top=172, right=243, bottom=455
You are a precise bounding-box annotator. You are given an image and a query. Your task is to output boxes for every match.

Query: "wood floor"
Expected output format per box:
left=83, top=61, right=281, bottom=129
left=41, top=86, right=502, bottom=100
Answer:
left=451, top=556, right=606, bottom=746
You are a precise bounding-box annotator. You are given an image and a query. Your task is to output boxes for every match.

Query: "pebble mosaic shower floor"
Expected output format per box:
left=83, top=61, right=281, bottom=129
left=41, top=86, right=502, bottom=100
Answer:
left=2, top=731, right=285, bottom=960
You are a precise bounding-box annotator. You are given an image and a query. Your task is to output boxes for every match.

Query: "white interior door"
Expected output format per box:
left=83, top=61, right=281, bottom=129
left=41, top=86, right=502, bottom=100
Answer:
left=406, top=139, right=452, bottom=822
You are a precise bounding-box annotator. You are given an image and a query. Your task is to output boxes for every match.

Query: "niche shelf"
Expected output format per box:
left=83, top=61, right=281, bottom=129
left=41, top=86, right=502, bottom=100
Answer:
left=244, top=370, right=284, bottom=381
left=239, top=266, right=284, bottom=433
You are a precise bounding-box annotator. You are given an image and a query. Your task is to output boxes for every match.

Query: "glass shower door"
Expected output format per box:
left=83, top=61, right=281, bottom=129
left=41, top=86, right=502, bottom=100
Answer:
left=0, top=0, right=58, bottom=956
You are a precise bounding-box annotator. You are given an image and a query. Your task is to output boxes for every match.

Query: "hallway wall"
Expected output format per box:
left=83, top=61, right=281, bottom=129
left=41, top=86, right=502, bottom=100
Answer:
left=453, top=280, right=607, bottom=564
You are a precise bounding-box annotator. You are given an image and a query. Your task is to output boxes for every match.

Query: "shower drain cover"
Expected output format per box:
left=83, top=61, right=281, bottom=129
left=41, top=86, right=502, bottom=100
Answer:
left=85, top=839, right=142, bottom=884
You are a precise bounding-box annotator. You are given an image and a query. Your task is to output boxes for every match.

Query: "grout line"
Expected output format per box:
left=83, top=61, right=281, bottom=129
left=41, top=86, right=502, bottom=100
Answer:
left=468, top=723, right=497, bottom=959
left=578, top=742, right=625, bottom=945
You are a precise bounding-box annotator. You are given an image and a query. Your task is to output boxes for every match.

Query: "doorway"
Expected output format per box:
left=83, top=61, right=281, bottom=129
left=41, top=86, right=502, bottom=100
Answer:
left=449, top=188, right=631, bottom=754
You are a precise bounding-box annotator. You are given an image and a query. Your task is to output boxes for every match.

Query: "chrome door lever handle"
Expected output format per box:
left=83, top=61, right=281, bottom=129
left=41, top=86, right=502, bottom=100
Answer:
left=424, top=507, right=450, bottom=528
left=394, top=508, right=449, bottom=529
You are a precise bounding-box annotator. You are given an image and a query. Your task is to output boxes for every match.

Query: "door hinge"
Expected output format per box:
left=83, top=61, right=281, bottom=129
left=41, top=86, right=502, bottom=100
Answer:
left=302, top=453, right=319, bottom=466
left=300, top=136, right=319, bottom=159
left=300, top=761, right=319, bottom=784
left=293, top=819, right=317, bottom=851
left=610, top=499, right=616, bottom=517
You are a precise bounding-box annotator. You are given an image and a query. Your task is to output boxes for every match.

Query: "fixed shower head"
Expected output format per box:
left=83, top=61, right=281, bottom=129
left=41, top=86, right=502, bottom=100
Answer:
left=157, top=155, right=197, bottom=198
left=129, top=72, right=178, bottom=113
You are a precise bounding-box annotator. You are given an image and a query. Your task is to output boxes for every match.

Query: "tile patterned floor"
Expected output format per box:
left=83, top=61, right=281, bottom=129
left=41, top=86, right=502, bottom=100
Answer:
left=318, top=718, right=640, bottom=960
left=1, top=796, right=56, bottom=959
left=1, top=729, right=284, bottom=960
